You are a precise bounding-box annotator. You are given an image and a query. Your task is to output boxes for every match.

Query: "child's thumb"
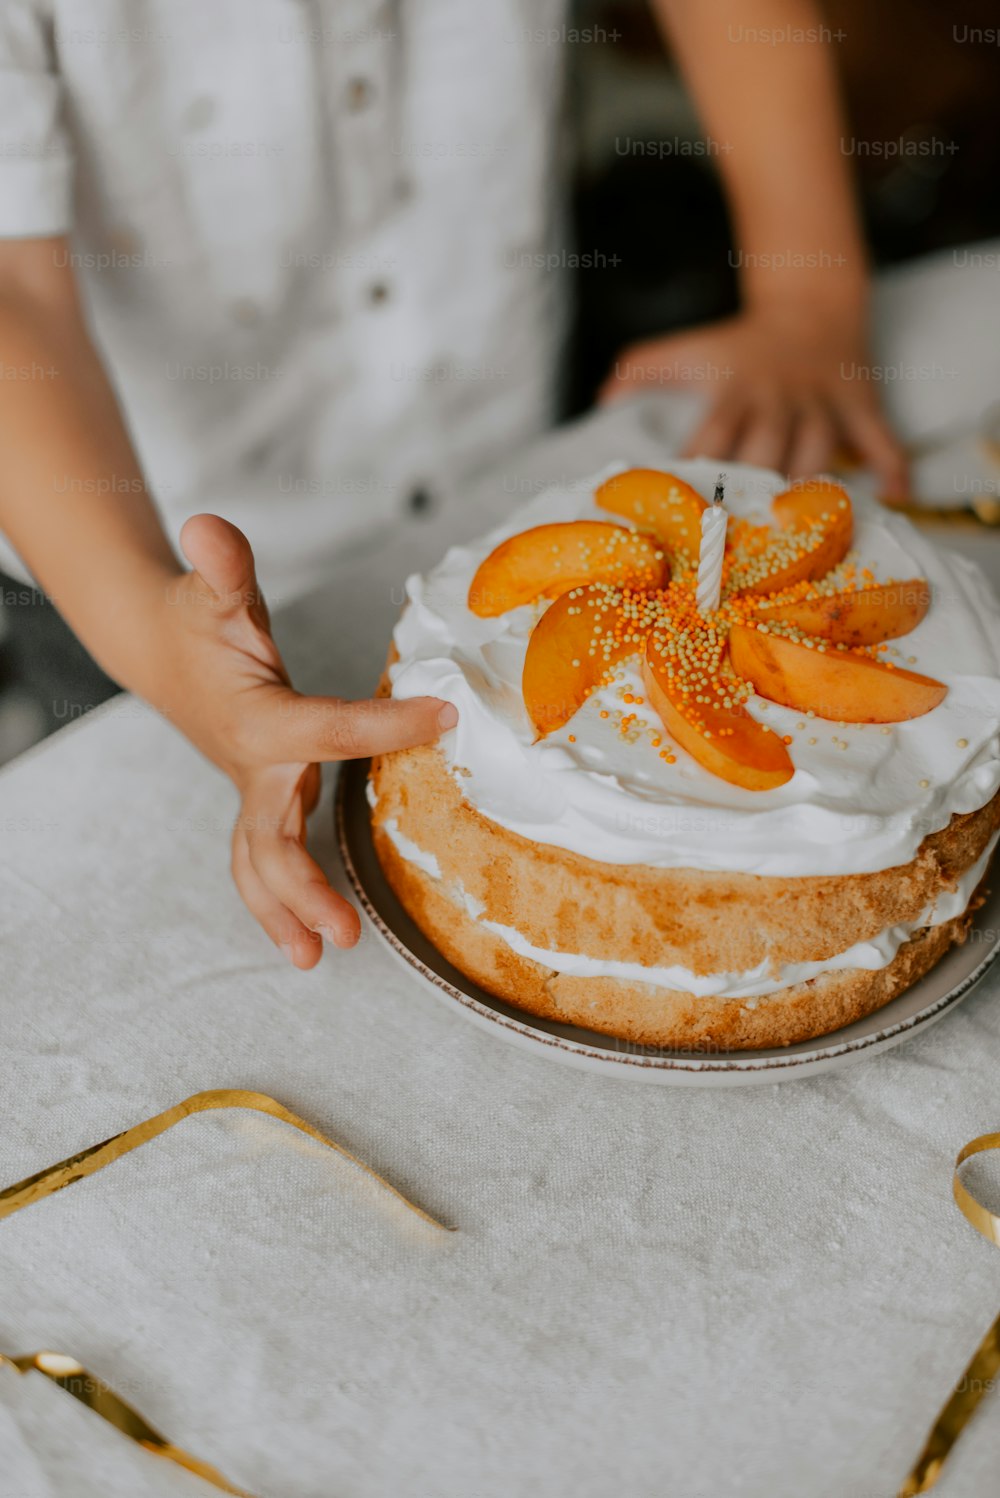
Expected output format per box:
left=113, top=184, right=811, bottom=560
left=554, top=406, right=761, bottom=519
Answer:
left=180, top=513, right=262, bottom=608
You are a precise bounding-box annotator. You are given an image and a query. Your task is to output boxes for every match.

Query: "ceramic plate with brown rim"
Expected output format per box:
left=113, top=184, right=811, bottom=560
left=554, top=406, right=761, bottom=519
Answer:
left=335, top=760, right=1000, bottom=1087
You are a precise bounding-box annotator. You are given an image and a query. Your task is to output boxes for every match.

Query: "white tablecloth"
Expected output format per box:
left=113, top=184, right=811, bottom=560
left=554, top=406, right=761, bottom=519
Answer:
left=3, top=380, right=1000, bottom=1496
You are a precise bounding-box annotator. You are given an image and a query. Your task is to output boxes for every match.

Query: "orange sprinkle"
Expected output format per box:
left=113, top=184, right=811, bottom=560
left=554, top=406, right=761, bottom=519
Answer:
left=514, top=496, right=909, bottom=781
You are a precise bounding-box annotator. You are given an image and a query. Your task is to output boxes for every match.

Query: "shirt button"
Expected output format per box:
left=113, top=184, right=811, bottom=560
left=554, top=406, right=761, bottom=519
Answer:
left=183, top=95, right=216, bottom=130
left=346, top=77, right=374, bottom=112
left=367, top=282, right=391, bottom=306
left=231, top=297, right=262, bottom=327
left=407, top=486, right=434, bottom=516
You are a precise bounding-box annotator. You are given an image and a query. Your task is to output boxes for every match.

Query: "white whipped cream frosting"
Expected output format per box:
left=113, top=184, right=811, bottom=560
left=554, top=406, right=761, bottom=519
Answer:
left=389, top=459, right=1000, bottom=878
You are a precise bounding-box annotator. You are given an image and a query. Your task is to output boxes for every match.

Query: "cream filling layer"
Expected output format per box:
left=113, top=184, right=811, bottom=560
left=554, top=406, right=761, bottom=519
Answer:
left=377, top=804, right=997, bottom=1001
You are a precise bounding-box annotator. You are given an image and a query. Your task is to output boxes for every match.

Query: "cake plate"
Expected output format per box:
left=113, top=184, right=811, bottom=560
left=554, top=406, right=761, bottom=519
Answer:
left=336, top=761, right=1000, bottom=1087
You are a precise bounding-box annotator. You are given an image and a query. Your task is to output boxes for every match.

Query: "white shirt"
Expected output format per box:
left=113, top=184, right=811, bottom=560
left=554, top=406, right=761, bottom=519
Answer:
left=0, top=0, right=569, bottom=598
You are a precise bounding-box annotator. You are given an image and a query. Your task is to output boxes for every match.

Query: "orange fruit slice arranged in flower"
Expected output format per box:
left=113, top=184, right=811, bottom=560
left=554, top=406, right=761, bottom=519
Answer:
left=523, top=583, right=657, bottom=736
left=751, top=578, right=930, bottom=647
left=467, top=521, right=668, bottom=618
left=642, top=640, right=794, bottom=792
left=468, top=470, right=947, bottom=788
left=727, top=480, right=853, bottom=597
left=595, top=468, right=707, bottom=562
left=728, top=623, right=947, bottom=723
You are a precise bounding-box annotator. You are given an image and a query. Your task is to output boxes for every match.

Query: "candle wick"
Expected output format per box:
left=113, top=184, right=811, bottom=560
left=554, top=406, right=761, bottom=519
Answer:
left=713, top=475, right=726, bottom=507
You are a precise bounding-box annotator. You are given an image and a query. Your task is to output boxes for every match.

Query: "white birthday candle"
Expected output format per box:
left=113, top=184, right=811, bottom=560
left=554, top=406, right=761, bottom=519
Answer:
left=695, top=477, right=728, bottom=614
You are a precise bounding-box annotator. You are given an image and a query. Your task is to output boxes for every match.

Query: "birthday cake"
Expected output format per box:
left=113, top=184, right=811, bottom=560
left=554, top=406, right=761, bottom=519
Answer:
left=368, top=461, right=1000, bottom=1050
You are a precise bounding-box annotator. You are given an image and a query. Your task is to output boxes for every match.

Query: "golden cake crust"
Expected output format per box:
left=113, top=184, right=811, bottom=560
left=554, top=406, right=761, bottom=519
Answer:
left=369, top=739, right=999, bottom=976
left=372, top=816, right=984, bottom=1050
left=369, top=657, right=999, bottom=1049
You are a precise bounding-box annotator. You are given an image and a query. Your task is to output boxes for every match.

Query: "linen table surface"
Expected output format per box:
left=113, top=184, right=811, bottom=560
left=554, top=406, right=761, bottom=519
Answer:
left=3, top=252, right=1000, bottom=1497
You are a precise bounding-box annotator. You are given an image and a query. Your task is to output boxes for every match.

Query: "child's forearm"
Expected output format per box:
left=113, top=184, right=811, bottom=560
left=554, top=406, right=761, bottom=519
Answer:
left=651, top=0, right=867, bottom=315
left=0, top=270, right=181, bottom=695
left=0, top=249, right=451, bottom=967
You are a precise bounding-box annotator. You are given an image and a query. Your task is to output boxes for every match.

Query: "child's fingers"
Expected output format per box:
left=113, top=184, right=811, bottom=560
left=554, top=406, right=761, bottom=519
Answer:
left=833, top=397, right=909, bottom=500
left=241, top=770, right=361, bottom=949
left=786, top=404, right=837, bottom=481
left=247, top=828, right=361, bottom=951
left=231, top=824, right=323, bottom=969
left=681, top=393, right=746, bottom=462
left=261, top=691, right=458, bottom=764
left=301, top=762, right=322, bottom=815
left=733, top=397, right=793, bottom=472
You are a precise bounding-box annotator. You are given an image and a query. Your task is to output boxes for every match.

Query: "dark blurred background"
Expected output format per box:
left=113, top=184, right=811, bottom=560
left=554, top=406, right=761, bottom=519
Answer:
left=568, top=0, right=1000, bottom=407
left=3, top=0, right=1000, bottom=762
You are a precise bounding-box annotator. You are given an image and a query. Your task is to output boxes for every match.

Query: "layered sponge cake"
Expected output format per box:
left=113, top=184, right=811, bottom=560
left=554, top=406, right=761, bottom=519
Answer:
left=369, top=460, right=1000, bottom=1050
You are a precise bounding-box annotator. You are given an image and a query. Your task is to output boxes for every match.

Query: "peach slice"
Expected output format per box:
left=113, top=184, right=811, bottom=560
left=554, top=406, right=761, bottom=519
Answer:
left=753, top=579, right=931, bottom=647
left=729, top=623, right=947, bottom=723
left=468, top=521, right=667, bottom=618
left=739, top=480, right=853, bottom=597
left=642, top=638, right=794, bottom=791
left=595, top=468, right=707, bottom=560
left=522, top=583, right=646, bottom=736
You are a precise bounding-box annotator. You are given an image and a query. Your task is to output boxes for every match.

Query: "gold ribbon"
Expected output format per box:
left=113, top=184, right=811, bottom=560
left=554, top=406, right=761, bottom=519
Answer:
left=1, top=1348, right=258, bottom=1495
left=899, top=1132, right=1000, bottom=1494
left=953, top=1132, right=1000, bottom=1247
left=0, top=1090, right=450, bottom=1494
left=0, top=1088, right=450, bottom=1230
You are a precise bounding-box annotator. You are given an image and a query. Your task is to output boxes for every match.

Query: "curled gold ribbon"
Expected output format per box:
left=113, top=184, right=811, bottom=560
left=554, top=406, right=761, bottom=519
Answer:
left=1, top=1349, right=258, bottom=1496
left=898, top=1132, right=1000, bottom=1494
left=0, top=1091, right=449, bottom=1493
left=0, top=1088, right=450, bottom=1230
left=953, top=1131, right=1000, bottom=1247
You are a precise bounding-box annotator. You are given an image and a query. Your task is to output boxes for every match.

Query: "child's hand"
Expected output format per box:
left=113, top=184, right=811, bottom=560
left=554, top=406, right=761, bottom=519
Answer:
left=156, top=515, right=456, bottom=969
left=600, top=306, right=908, bottom=499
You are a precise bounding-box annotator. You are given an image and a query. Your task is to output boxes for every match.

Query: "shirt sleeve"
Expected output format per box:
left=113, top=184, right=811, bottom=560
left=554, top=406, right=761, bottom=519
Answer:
left=0, top=1, right=72, bottom=236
